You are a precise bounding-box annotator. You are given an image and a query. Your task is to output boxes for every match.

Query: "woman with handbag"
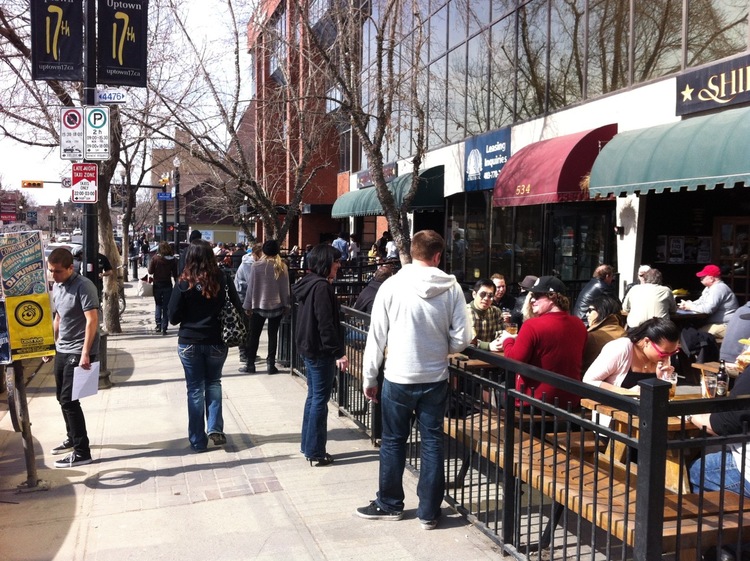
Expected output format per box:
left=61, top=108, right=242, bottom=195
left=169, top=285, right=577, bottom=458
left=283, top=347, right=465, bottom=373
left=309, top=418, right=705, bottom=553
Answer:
left=241, top=240, right=290, bottom=374
left=292, top=244, right=349, bottom=466
left=168, top=240, right=243, bottom=452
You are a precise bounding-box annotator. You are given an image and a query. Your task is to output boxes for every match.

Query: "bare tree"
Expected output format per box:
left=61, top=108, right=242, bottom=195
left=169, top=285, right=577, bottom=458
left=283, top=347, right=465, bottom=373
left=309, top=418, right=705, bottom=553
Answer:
left=0, top=2, right=127, bottom=331
left=135, top=0, right=336, bottom=244
left=291, top=0, right=429, bottom=262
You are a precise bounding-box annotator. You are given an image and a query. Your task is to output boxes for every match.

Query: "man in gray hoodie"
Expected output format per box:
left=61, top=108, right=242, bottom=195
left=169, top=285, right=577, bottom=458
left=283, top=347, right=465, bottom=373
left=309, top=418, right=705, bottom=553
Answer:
left=356, top=230, right=472, bottom=530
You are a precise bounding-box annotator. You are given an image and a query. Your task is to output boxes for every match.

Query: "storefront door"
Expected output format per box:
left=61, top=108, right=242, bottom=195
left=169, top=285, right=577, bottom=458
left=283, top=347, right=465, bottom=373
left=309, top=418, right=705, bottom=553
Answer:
left=547, top=205, right=616, bottom=283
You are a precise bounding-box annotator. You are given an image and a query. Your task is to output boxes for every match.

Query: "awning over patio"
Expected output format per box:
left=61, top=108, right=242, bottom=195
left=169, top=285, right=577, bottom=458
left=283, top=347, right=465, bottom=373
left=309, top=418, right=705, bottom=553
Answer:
left=589, top=106, right=750, bottom=198
left=493, top=124, right=617, bottom=207
left=331, top=166, right=444, bottom=218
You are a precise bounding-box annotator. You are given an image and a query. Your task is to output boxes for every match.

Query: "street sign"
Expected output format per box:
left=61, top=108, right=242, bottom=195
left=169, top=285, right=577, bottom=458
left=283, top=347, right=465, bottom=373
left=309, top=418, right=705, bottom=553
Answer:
left=96, top=88, right=128, bottom=104
left=157, top=192, right=173, bottom=201
left=61, top=177, right=72, bottom=188
left=71, top=163, right=98, bottom=204
left=60, top=107, right=84, bottom=161
left=84, top=106, right=110, bottom=160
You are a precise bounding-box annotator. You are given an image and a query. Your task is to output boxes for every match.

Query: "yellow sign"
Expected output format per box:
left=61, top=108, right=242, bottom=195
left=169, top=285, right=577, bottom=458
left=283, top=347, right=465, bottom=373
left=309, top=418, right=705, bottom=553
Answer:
left=7, top=294, right=56, bottom=361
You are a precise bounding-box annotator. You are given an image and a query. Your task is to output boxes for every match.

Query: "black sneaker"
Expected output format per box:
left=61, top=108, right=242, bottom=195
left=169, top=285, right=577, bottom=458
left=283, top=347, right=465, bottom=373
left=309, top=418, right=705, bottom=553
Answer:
left=54, top=452, right=93, bottom=468
left=239, top=363, right=255, bottom=373
left=50, top=440, right=74, bottom=455
left=356, top=501, right=403, bottom=521
left=209, top=433, right=227, bottom=446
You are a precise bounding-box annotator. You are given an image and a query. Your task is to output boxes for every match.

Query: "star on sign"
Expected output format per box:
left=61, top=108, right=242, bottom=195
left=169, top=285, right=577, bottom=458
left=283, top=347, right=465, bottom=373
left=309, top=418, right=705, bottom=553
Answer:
left=681, top=84, right=694, bottom=102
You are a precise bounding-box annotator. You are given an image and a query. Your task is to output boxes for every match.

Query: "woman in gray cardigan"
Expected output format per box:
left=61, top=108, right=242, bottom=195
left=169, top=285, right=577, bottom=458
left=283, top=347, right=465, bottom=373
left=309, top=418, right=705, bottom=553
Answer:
left=240, top=240, right=290, bottom=373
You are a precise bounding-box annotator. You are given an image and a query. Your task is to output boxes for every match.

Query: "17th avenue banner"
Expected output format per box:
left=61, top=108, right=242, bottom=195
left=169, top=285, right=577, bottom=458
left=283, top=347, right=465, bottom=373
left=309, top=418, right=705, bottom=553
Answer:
left=97, top=0, right=149, bottom=87
left=30, top=0, right=84, bottom=81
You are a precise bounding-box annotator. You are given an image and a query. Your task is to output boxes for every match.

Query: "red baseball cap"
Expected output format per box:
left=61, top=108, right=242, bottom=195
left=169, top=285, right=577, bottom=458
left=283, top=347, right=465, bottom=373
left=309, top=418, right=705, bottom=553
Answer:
left=696, top=264, right=721, bottom=277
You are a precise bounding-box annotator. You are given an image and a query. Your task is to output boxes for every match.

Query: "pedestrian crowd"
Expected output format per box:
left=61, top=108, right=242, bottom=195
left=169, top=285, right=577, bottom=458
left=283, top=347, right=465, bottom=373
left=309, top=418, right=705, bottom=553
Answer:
left=41, top=227, right=750, bottom=554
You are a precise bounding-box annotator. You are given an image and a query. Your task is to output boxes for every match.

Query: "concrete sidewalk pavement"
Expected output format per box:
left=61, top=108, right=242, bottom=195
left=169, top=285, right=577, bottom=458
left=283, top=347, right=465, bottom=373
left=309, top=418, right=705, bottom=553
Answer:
left=0, top=278, right=504, bottom=561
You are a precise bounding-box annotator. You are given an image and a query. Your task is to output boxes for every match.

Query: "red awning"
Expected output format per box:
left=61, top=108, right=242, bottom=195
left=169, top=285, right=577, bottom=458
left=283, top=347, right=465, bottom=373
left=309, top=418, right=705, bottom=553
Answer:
left=492, top=124, right=617, bottom=207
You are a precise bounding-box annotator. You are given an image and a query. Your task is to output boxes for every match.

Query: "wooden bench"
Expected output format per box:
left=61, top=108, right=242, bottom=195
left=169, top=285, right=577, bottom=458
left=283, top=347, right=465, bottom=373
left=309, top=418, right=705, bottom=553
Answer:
left=445, top=407, right=750, bottom=559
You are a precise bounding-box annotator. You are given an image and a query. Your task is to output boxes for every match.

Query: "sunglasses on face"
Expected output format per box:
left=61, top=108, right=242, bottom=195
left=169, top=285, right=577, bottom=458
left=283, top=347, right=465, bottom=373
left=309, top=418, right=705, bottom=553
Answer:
left=586, top=306, right=596, bottom=313
left=476, top=291, right=494, bottom=299
left=649, top=339, right=679, bottom=359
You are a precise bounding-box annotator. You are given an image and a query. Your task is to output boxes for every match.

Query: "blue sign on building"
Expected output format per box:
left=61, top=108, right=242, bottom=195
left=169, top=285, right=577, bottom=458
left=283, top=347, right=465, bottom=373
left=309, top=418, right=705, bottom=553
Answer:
left=464, top=127, right=511, bottom=192
left=157, top=192, right=172, bottom=201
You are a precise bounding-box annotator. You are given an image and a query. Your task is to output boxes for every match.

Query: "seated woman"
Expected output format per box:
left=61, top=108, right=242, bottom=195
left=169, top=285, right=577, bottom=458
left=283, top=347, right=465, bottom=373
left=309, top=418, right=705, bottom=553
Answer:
left=583, top=317, right=679, bottom=391
left=581, top=295, right=627, bottom=373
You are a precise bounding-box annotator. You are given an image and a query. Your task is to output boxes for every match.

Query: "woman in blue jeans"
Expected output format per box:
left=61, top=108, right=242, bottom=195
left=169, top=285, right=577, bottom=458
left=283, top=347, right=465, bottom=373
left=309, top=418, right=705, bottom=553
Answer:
left=168, top=240, right=243, bottom=452
left=292, top=245, right=349, bottom=466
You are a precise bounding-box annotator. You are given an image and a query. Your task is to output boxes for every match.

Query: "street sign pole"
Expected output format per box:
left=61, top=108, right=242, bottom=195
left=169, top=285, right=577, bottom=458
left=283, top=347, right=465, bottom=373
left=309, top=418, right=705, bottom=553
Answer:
left=83, top=0, right=99, bottom=289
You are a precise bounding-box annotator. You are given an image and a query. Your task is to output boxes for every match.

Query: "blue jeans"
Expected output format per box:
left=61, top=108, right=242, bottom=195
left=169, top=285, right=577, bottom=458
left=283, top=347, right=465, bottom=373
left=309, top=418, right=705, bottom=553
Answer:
left=690, top=449, right=750, bottom=497
left=177, top=344, right=228, bottom=451
left=300, top=356, right=336, bottom=459
left=376, top=379, right=447, bottom=521
left=153, top=282, right=172, bottom=331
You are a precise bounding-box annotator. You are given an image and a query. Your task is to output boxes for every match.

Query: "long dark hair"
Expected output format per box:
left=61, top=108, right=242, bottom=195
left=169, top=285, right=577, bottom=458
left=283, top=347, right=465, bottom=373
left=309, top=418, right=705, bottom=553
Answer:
left=306, top=244, right=341, bottom=277
left=180, top=240, right=221, bottom=298
left=628, top=317, right=679, bottom=344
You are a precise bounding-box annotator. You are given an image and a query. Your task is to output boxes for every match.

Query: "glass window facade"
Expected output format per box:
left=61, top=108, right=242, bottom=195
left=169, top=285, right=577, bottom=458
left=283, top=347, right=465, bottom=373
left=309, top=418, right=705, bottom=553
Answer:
left=354, top=0, right=748, bottom=160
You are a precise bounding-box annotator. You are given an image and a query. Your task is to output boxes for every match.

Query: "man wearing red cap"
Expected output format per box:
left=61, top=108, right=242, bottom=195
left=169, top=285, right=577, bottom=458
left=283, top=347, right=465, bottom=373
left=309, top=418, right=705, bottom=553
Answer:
left=679, top=264, right=739, bottom=338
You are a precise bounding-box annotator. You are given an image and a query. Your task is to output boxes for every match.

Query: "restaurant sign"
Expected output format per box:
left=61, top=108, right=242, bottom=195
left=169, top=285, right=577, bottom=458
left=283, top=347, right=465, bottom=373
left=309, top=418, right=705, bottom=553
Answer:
left=356, top=162, right=397, bottom=189
left=676, top=53, right=750, bottom=116
left=464, top=127, right=511, bottom=191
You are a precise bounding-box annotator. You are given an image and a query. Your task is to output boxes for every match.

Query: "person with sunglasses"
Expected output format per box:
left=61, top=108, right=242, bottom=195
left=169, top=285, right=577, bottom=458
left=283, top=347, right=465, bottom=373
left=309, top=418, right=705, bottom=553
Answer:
left=467, top=279, right=504, bottom=351
left=583, top=317, right=680, bottom=391
left=496, top=276, right=587, bottom=408
left=581, top=295, right=627, bottom=373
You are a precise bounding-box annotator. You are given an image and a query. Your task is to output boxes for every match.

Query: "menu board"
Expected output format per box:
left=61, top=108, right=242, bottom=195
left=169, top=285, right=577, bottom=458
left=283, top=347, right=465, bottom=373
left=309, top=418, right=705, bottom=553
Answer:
left=0, top=232, right=55, bottom=362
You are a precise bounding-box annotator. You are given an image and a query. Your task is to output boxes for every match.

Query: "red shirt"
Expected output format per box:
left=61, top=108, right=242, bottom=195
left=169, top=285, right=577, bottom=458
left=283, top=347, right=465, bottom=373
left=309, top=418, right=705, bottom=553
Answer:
left=502, top=311, right=587, bottom=408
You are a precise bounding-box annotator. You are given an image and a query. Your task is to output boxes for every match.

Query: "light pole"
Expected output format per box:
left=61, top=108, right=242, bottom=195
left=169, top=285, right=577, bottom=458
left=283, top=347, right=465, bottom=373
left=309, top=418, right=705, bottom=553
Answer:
left=49, top=210, right=55, bottom=237
left=160, top=173, right=169, bottom=242
left=173, top=157, right=181, bottom=247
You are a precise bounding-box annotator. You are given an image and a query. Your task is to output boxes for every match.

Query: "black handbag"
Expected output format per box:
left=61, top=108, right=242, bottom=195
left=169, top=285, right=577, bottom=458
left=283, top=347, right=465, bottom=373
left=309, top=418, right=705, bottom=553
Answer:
left=220, top=283, right=247, bottom=347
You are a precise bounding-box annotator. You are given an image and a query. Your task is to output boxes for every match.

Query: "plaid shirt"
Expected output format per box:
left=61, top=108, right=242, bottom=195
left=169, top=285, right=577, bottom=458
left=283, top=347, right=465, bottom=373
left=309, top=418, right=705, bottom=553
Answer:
left=467, top=301, right=504, bottom=348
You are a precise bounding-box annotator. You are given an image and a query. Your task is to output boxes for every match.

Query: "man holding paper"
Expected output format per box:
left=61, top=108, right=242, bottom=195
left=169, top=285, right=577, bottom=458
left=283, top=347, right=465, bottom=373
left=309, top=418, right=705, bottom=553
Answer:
left=47, top=248, right=100, bottom=468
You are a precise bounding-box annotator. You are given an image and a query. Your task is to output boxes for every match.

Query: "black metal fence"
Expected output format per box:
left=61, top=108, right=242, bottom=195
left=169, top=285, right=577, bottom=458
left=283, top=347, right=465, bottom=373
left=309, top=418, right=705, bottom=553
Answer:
left=280, top=298, right=750, bottom=561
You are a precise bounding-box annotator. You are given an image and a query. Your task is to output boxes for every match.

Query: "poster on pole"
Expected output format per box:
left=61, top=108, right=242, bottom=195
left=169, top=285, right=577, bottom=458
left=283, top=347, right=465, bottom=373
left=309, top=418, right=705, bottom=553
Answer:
left=97, top=0, right=149, bottom=87
left=30, top=0, right=84, bottom=81
left=0, top=232, right=55, bottom=363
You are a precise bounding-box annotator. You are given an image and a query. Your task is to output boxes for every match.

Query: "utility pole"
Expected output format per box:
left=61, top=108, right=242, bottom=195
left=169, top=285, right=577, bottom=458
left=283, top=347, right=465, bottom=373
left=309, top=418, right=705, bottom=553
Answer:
left=82, top=0, right=99, bottom=285
left=173, top=157, right=181, bottom=247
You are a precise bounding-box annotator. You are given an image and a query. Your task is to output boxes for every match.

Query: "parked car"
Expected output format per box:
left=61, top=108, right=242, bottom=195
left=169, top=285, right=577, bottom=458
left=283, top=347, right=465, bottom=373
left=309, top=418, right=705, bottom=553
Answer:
left=72, top=228, right=82, bottom=235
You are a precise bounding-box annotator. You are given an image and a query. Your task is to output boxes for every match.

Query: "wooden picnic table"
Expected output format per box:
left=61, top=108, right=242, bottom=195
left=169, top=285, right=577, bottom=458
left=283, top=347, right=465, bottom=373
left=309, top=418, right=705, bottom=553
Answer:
left=581, top=386, right=703, bottom=494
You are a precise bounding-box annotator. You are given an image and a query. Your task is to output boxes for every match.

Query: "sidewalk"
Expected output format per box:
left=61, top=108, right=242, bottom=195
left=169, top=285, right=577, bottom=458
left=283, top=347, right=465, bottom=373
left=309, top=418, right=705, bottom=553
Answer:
left=0, top=277, right=504, bottom=561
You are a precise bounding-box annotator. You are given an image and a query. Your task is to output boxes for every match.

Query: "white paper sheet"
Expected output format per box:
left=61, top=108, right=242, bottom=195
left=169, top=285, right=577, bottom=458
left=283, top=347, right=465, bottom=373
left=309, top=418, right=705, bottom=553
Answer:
left=72, top=361, right=100, bottom=400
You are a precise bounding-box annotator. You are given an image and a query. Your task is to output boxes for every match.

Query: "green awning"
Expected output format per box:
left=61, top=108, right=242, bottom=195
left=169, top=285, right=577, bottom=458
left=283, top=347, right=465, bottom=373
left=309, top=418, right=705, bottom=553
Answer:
left=589, top=106, right=750, bottom=198
left=331, top=166, right=444, bottom=218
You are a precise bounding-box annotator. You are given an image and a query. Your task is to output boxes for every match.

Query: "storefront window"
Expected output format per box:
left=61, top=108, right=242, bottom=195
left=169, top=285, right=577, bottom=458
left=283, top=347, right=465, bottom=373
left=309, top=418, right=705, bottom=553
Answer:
left=489, top=206, right=544, bottom=283
left=587, top=0, right=630, bottom=96
left=516, top=0, right=548, bottom=120
left=489, top=16, right=515, bottom=129
left=549, top=207, right=613, bottom=282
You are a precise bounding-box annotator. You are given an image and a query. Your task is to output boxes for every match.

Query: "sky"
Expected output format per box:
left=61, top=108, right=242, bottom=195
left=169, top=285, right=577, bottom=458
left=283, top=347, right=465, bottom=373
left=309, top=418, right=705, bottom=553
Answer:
left=1, top=1, right=252, bottom=207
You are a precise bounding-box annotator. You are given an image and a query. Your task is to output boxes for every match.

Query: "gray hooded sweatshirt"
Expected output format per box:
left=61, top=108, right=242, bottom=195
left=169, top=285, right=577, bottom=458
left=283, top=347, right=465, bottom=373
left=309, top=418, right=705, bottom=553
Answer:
left=362, top=263, right=472, bottom=389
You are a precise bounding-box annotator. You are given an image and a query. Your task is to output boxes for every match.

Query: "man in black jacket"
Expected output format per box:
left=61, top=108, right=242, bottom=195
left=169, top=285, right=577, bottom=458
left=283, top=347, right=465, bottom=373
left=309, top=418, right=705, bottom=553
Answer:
left=572, top=264, right=617, bottom=325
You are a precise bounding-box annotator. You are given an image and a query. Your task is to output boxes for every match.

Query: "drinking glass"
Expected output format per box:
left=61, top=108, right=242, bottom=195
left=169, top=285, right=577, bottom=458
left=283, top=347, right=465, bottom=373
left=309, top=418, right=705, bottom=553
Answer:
left=661, top=370, right=678, bottom=399
left=505, top=323, right=518, bottom=336
left=702, top=372, right=718, bottom=399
